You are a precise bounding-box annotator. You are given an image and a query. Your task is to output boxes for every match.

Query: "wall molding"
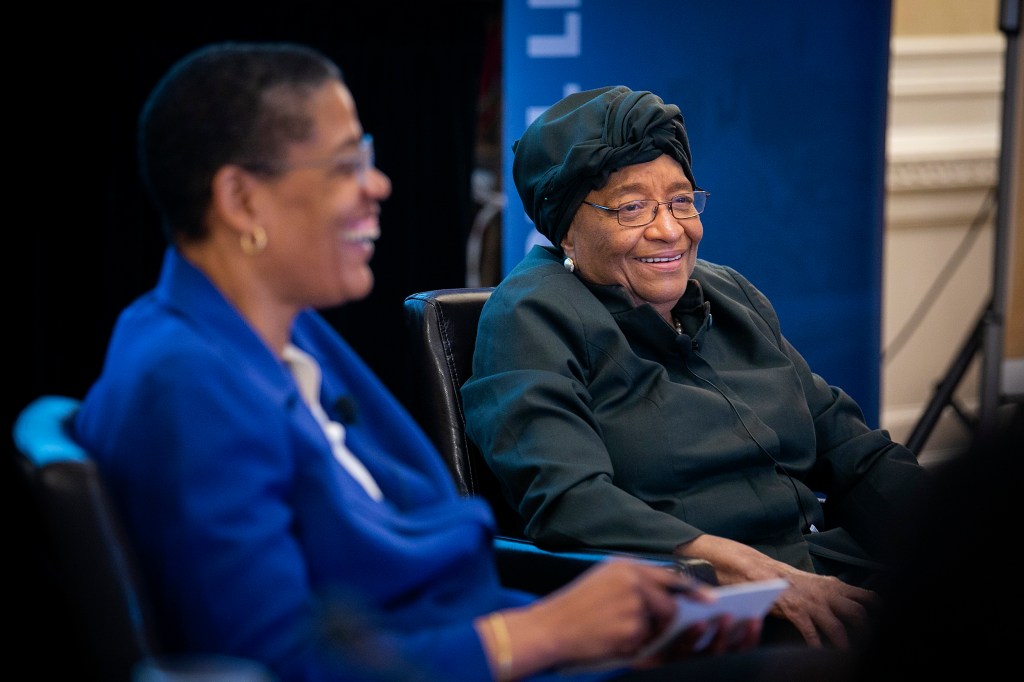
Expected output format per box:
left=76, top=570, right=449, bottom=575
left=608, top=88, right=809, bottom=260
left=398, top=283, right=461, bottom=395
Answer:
left=881, top=33, right=1006, bottom=457
left=886, top=34, right=1005, bottom=228
left=887, top=157, right=997, bottom=192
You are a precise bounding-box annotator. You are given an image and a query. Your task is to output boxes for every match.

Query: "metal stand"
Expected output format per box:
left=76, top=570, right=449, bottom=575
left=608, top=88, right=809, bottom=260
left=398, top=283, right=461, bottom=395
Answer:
left=906, top=0, right=1021, bottom=455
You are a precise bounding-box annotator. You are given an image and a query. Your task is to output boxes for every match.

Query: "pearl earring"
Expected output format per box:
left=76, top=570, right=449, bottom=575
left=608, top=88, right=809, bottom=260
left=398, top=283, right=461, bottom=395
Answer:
left=562, top=256, right=575, bottom=273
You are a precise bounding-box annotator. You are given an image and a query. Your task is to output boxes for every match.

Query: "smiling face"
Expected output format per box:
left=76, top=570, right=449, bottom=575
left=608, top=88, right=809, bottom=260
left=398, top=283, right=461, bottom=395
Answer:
left=560, top=154, right=702, bottom=321
left=248, top=80, right=392, bottom=310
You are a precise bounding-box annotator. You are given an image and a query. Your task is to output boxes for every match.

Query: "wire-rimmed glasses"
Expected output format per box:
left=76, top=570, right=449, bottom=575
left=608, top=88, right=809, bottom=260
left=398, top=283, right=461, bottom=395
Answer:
left=239, top=133, right=376, bottom=187
left=582, top=191, right=709, bottom=227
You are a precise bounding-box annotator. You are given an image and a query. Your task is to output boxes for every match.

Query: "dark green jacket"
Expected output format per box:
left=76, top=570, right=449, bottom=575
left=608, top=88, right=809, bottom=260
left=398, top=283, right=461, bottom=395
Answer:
left=462, top=246, right=927, bottom=577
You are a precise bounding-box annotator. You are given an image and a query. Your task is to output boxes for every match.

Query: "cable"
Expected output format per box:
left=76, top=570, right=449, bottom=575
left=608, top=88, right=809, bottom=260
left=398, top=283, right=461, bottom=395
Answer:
left=881, top=187, right=997, bottom=365
left=685, top=361, right=814, bottom=534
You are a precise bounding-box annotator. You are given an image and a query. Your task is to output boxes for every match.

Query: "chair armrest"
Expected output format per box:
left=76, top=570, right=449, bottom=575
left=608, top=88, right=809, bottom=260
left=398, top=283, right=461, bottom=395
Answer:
left=493, top=536, right=718, bottom=595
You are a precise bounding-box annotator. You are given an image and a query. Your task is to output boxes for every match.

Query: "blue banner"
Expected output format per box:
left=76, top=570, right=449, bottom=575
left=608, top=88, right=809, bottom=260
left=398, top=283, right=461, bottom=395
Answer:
left=503, top=0, right=891, bottom=423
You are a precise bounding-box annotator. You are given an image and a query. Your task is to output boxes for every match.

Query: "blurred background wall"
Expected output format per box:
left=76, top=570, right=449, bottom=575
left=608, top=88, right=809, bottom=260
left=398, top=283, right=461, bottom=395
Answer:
left=883, top=0, right=1022, bottom=461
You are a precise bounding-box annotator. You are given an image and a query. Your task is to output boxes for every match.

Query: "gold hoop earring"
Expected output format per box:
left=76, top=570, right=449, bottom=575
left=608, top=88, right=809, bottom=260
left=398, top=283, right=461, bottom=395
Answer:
left=562, top=256, right=575, bottom=273
left=240, top=225, right=268, bottom=255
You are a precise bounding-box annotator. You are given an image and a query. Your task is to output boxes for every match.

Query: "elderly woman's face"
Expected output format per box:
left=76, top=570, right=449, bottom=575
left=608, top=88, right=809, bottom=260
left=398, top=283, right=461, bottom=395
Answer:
left=248, top=80, right=392, bottom=309
left=561, top=154, right=702, bottom=319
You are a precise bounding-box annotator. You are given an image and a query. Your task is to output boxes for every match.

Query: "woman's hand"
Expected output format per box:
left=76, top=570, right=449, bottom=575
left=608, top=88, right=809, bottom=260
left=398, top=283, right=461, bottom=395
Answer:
left=766, top=568, right=875, bottom=649
left=476, top=557, right=762, bottom=680
left=681, top=534, right=876, bottom=649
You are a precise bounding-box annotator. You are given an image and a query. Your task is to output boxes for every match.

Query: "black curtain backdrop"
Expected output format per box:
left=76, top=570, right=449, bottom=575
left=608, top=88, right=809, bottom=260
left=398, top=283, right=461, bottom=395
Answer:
left=10, top=3, right=500, bottom=676
left=19, top=2, right=498, bottom=426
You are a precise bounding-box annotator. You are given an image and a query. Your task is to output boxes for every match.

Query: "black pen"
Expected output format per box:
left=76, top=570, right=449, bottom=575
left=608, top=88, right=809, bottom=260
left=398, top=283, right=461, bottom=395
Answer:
left=667, top=577, right=705, bottom=597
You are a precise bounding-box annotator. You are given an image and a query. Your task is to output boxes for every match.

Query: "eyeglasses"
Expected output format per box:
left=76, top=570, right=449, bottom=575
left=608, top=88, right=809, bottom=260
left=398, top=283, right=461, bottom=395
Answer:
left=240, top=133, right=376, bottom=187
left=582, top=191, right=709, bottom=227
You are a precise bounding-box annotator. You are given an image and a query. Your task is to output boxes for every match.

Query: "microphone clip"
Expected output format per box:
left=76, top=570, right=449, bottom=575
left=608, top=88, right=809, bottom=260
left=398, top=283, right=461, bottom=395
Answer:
left=675, top=333, right=698, bottom=357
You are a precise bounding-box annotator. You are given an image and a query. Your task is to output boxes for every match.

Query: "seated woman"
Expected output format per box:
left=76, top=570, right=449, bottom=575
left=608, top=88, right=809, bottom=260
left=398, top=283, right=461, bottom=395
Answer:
left=72, top=44, right=796, bottom=682
left=461, top=85, right=932, bottom=651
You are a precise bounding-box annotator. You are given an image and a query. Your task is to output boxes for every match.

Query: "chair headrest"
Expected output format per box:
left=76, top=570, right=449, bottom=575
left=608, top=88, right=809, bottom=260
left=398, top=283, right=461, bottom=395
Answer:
left=14, top=395, right=86, bottom=466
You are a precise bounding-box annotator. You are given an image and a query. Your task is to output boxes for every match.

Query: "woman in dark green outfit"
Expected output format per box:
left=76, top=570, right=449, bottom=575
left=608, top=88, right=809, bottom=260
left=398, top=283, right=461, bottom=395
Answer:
left=462, top=85, right=931, bottom=652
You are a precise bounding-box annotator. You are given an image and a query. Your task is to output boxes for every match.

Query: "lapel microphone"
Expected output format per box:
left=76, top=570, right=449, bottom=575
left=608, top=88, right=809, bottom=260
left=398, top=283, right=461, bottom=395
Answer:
left=675, top=333, right=697, bottom=357
left=331, top=396, right=358, bottom=425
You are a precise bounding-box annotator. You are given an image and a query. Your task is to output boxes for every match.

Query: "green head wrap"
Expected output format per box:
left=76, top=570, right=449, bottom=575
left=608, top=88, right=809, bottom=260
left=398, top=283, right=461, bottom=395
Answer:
left=511, top=85, right=696, bottom=251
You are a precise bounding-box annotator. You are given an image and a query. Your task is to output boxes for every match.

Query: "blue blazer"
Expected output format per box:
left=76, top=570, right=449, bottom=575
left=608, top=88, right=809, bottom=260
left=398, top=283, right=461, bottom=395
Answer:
left=75, top=249, right=549, bottom=681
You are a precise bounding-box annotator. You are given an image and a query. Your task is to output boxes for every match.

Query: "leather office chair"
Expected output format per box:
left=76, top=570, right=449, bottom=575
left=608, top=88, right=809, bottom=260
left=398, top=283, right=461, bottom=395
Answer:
left=402, top=287, right=519, bottom=533
left=13, top=395, right=162, bottom=681
left=403, top=288, right=717, bottom=588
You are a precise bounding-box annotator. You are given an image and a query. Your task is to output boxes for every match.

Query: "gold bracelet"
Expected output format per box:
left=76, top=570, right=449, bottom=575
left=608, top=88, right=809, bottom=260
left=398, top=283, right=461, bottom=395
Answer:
left=488, top=612, right=514, bottom=681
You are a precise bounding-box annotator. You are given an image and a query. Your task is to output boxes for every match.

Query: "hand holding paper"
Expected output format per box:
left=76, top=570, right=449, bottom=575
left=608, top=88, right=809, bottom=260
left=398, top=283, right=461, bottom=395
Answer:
left=640, top=578, right=789, bottom=658
left=563, top=577, right=788, bottom=674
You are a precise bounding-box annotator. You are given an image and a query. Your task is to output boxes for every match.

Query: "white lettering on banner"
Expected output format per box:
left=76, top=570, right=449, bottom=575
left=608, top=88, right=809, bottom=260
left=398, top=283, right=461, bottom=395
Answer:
left=519, top=0, right=586, bottom=255
left=527, top=0, right=580, bottom=7
left=527, top=11, right=581, bottom=57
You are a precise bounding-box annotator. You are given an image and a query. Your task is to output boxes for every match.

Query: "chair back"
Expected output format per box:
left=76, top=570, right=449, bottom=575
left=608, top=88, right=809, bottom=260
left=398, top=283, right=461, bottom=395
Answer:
left=402, top=289, right=719, bottom=586
left=14, top=395, right=161, bottom=681
left=402, top=287, right=524, bottom=535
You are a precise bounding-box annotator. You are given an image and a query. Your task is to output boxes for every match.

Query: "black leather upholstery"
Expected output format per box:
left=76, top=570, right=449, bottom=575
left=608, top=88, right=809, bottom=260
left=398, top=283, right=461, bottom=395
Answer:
left=403, top=288, right=718, bottom=587
left=402, top=287, right=492, bottom=496
left=402, top=287, right=526, bottom=533
left=14, top=396, right=161, bottom=681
